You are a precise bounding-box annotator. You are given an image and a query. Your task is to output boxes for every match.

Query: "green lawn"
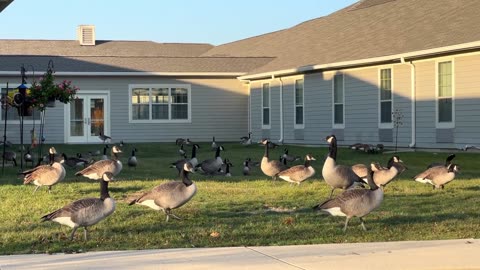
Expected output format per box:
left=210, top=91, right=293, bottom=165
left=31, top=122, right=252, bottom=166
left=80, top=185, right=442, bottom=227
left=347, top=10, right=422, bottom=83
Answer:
left=0, top=142, right=479, bottom=255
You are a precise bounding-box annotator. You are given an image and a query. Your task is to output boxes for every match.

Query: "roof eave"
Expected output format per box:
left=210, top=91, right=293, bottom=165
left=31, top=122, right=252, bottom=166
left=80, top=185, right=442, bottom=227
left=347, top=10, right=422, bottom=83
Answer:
left=0, top=71, right=246, bottom=77
left=238, top=40, right=480, bottom=80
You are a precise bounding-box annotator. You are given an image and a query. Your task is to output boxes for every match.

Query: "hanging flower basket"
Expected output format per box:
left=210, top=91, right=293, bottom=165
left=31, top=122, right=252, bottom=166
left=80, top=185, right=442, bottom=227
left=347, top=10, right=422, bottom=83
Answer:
left=46, top=96, right=56, bottom=107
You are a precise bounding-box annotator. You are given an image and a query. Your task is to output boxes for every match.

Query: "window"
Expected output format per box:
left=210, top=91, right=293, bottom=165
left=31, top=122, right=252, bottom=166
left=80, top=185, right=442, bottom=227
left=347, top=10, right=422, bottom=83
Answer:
left=129, top=84, right=191, bottom=122
left=0, top=85, right=42, bottom=123
left=379, top=68, right=393, bottom=127
left=294, top=79, right=304, bottom=128
left=262, top=83, right=270, bottom=128
left=333, top=74, right=344, bottom=127
left=437, top=61, right=454, bottom=127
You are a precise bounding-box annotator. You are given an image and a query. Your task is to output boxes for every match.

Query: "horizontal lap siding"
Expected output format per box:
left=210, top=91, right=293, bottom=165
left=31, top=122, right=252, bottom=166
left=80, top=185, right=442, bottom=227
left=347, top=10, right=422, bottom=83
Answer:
left=393, top=64, right=412, bottom=147
left=413, top=61, right=437, bottom=148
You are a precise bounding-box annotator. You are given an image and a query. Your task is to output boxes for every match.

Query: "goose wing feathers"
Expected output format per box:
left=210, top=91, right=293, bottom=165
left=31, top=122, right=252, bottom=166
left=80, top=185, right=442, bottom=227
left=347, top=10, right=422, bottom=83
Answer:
left=414, top=166, right=447, bottom=180
left=318, top=188, right=370, bottom=214
left=76, top=160, right=117, bottom=178
left=23, top=165, right=60, bottom=185
left=278, top=165, right=312, bottom=180
left=41, top=198, right=100, bottom=221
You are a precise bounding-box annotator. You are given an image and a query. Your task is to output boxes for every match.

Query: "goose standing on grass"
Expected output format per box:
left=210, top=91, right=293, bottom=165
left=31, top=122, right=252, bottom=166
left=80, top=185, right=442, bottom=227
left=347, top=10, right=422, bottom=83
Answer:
left=216, top=158, right=233, bottom=177
left=211, top=136, right=217, bottom=150
left=243, top=158, right=251, bottom=176
left=196, top=146, right=224, bottom=175
left=21, top=147, right=66, bottom=193
left=427, top=154, right=455, bottom=169
left=278, top=154, right=316, bottom=185
left=170, top=144, right=200, bottom=174
left=76, top=145, right=122, bottom=180
left=282, top=148, right=301, bottom=163
left=101, top=145, right=109, bottom=161
left=260, top=139, right=288, bottom=180
left=129, top=162, right=196, bottom=222
left=414, top=163, right=460, bottom=189
left=62, top=153, right=89, bottom=169
left=128, top=148, right=138, bottom=169
left=314, top=168, right=383, bottom=232
left=41, top=172, right=116, bottom=241
left=178, top=144, right=186, bottom=157
left=24, top=147, right=34, bottom=167
left=98, top=132, right=111, bottom=144
left=3, top=151, right=17, bottom=166
left=322, top=135, right=364, bottom=198
left=352, top=156, right=406, bottom=186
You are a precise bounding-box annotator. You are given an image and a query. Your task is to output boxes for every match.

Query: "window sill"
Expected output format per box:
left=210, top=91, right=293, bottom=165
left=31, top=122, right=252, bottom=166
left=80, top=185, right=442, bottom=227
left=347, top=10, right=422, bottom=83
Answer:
left=378, top=123, right=393, bottom=129
left=294, top=124, right=305, bottom=129
left=129, top=119, right=191, bottom=124
left=436, top=122, right=455, bottom=129
left=333, top=124, right=345, bottom=129
left=262, top=125, right=271, bottom=130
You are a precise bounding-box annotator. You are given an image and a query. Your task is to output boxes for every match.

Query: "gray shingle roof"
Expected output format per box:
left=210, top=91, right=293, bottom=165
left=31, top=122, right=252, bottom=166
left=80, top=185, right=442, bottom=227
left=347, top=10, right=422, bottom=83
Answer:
left=203, top=0, right=480, bottom=76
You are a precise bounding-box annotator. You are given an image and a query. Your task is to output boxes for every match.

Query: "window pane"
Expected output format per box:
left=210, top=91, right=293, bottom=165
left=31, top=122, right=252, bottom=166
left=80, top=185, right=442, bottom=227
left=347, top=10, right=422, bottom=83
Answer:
left=132, top=104, right=149, bottom=120
left=380, top=69, right=392, bottom=100
left=295, top=79, right=304, bottom=106
left=262, top=84, right=269, bottom=107
left=151, top=88, right=169, bottom=104
left=438, top=62, right=452, bottom=97
left=263, top=108, right=270, bottom=125
left=295, top=106, right=303, bottom=125
left=381, top=101, right=392, bottom=123
left=438, top=98, right=452, bottom=122
left=334, top=104, right=343, bottom=124
left=152, top=104, right=168, bottom=119
left=171, top=88, right=188, bottom=104
left=171, top=104, right=188, bottom=119
left=334, top=75, right=343, bottom=103
left=132, top=88, right=149, bottom=104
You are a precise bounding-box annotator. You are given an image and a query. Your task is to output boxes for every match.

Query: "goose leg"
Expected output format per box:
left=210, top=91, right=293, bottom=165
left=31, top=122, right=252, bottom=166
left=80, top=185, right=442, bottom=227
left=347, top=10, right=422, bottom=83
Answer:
left=342, top=217, right=351, bottom=232
left=70, top=227, right=78, bottom=241
left=84, top=227, right=88, bottom=241
left=166, top=209, right=181, bottom=221
left=48, top=186, right=52, bottom=194
left=33, top=186, right=41, bottom=194
left=329, top=188, right=335, bottom=199
left=359, top=217, right=367, bottom=231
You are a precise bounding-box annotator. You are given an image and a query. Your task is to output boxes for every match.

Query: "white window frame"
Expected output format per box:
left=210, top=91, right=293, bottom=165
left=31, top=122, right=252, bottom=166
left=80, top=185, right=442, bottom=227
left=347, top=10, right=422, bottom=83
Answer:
left=261, top=82, right=271, bottom=129
left=332, top=73, right=345, bottom=129
left=435, top=59, right=455, bottom=129
left=294, top=78, right=305, bottom=129
left=128, top=84, right=191, bottom=123
left=378, top=67, right=394, bottom=129
left=0, top=83, right=43, bottom=124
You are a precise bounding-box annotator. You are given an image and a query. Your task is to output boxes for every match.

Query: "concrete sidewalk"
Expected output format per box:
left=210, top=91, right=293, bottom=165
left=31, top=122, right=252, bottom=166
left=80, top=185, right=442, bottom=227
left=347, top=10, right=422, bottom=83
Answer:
left=0, top=239, right=478, bottom=270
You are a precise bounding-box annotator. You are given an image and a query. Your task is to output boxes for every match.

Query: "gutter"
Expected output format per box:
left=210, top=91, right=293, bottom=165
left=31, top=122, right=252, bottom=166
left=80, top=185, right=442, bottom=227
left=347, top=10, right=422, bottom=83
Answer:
left=0, top=71, right=246, bottom=77
left=402, top=57, right=416, bottom=148
left=238, top=41, right=480, bottom=80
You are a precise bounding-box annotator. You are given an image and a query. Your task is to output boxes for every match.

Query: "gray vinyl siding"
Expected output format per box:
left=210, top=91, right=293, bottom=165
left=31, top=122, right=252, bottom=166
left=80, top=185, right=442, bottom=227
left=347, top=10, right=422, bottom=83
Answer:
left=414, top=60, right=437, bottom=148
left=0, top=76, right=248, bottom=144
left=392, top=64, right=412, bottom=148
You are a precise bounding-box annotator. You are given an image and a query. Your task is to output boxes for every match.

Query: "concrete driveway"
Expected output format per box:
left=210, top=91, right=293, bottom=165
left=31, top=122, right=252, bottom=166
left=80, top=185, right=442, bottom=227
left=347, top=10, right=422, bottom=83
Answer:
left=0, top=239, right=478, bottom=269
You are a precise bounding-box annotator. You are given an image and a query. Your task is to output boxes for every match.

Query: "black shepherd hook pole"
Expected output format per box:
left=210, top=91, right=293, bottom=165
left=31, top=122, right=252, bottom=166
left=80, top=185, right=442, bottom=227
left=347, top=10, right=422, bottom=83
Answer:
left=1, top=83, right=10, bottom=174
left=18, top=65, right=28, bottom=170
left=36, top=60, right=55, bottom=166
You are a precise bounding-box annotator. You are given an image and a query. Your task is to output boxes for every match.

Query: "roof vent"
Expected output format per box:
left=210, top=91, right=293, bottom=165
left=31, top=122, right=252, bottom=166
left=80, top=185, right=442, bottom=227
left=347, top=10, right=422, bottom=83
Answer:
left=77, top=25, right=96, bottom=46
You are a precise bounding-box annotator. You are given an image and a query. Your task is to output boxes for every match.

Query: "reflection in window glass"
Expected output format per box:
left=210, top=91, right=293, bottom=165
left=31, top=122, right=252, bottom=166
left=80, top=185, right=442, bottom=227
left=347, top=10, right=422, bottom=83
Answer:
left=131, top=86, right=189, bottom=121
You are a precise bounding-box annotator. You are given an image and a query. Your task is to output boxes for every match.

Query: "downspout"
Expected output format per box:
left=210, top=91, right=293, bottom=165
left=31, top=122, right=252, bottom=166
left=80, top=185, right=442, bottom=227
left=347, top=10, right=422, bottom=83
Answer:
left=402, top=57, right=416, bottom=148
left=247, top=82, right=251, bottom=135
left=278, top=77, right=284, bottom=143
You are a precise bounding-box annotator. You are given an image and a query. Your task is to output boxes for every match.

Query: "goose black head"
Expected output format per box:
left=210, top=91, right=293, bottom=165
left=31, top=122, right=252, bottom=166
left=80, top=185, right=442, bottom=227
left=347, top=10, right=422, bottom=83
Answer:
left=326, top=135, right=336, bottom=144
left=305, top=154, right=316, bottom=161
left=102, top=172, right=115, bottom=182
left=183, top=162, right=195, bottom=173
left=448, top=164, right=460, bottom=173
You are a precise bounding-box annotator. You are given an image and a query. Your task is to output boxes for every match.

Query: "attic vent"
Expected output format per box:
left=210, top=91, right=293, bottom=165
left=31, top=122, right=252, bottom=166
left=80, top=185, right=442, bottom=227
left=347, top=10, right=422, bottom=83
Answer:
left=77, top=25, right=96, bottom=46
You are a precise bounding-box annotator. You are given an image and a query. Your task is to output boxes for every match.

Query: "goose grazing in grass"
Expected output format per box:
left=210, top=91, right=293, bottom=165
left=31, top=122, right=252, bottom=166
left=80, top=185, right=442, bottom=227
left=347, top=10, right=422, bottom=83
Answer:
left=414, top=163, right=460, bottom=189
left=175, top=138, right=190, bottom=146
left=3, top=151, right=17, bottom=166
left=352, top=156, right=406, bottom=187
left=21, top=147, right=66, bottom=193
left=240, top=132, right=252, bottom=145
left=98, top=132, right=111, bottom=144
left=314, top=167, right=383, bottom=232
left=170, top=144, right=200, bottom=174
left=260, top=139, right=288, bottom=180
left=243, top=158, right=251, bottom=176
left=62, top=153, right=89, bottom=169
left=427, top=153, right=455, bottom=169
left=41, top=172, right=116, bottom=241
left=128, top=148, right=138, bottom=169
left=75, top=145, right=122, bottom=180
left=24, top=147, right=34, bottom=167
left=322, top=135, right=364, bottom=198
left=282, top=148, right=301, bottom=163
left=196, top=146, right=224, bottom=175
left=211, top=136, right=217, bottom=150
left=129, top=162, right=196, bottom=222
left=278, top=154, right=316, bottom=185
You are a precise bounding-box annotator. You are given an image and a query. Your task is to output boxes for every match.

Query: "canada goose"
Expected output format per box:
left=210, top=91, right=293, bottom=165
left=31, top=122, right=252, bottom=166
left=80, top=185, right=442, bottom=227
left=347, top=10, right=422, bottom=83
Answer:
left=178, top=144, right=186, bottom=156
left=282, top=148, right=301, bottom=163
left=314, top=168, right=383, bottom=232
left=175, top=138, right=188, bottom=146
left=368, top=157, right=407, bottom=187
left=129, top=162, right=196, bottom=222
left=128, top=148, right=138, bottom=169
left=21, top=147, right=66, bottom=193
left=119, top=140, right=125, bottom=147
left=3, top=151, right=17, bottom=166
left=196, top=146, right=224, bottom=175
left=101, top=145, right=109, bottom=161
left=41, top=172, right=116, bottom=241
left=243, top=159, right=251, bottom=176
left=260, top=139, right=288, bottom=180
left=352, top=156, right=405, bottom=182
left=170, top=144, right=200, bottom=174
left=98, top=132, right=111, bottom=144
left=240, top=132, right=252, bottom=145
left=278, top=154, right=316, bottom=185
left=216, top=158, right=233, bottom=177
left=322, top=135, right=364, bottom=198
left=427, top=154, right=455, bottom=169
left=24, top=147, right=34, bottom=167
left=414, top=163, right=460, bottom=189
left=62, top=153, right=89, bottom=168
left=92, top=149, right=101, bottom=156
left=75, top=145, right=123, bottom=180
left=211, top=136, right=217, bottom=150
